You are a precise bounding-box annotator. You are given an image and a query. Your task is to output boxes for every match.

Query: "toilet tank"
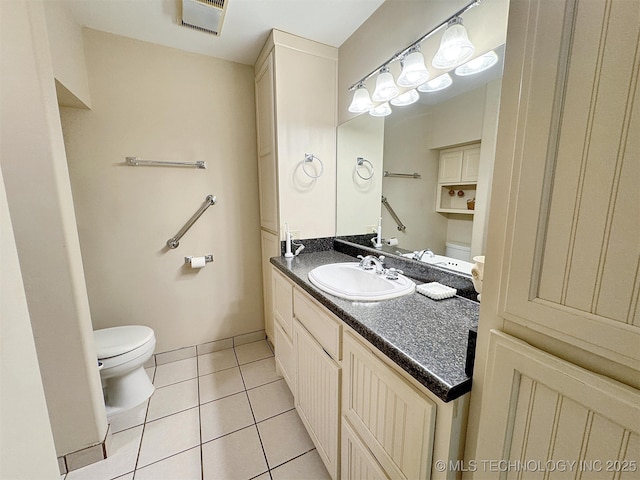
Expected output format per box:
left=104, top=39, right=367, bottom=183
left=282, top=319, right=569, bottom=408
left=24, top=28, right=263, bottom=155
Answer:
left=445, top=242, right=471, bottom=262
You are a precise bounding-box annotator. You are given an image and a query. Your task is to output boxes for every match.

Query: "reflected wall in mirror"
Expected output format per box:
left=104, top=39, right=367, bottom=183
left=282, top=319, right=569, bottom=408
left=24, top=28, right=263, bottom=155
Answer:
left=336, top=45, right=504, bottom=262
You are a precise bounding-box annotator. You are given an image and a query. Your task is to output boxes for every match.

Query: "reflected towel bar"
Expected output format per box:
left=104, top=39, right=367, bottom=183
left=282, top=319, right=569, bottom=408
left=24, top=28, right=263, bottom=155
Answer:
left=127, top=156, right=206, bottom=169
left=383, top=171, right=421, bottom=179
left=381, top=195, right=406, bottom=232
left=166, top=195, right=216, bottom=249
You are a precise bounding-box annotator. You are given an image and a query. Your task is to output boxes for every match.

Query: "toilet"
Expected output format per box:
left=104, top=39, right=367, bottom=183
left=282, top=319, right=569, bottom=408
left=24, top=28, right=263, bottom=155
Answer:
left=94, top=325, right=156, bottom=416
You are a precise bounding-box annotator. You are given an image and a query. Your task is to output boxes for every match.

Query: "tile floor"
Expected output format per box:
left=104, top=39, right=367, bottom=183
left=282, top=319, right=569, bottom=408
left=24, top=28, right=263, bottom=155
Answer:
left=63, top=340, right=331, bottom=480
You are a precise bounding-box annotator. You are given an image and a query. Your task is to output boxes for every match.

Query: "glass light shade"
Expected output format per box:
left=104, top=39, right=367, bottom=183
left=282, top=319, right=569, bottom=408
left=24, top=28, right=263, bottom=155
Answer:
left=454, top=50, right=499, bottom=76
left=369, top=102, right=392, bottom=117
left=348, top=85, right=374, bottom=113
left=371, top=68, right=399, bottom=102
left=397, top=50, right=430, bottom=87
left=417, top=73, right=453, bottom=92
left=390, top=89, right=419, bottom=106
left=432, top=17, right=475, bottom=69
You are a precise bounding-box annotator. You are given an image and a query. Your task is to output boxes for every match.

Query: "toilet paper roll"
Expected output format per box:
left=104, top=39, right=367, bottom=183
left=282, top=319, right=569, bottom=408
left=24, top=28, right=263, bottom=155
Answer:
left=190, top=256, right=207, bottom=268
left=386, top=237, right=399, bottom=246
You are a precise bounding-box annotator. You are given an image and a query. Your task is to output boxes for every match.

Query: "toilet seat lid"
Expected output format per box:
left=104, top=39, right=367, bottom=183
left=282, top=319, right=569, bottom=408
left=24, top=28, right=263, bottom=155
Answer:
left=94, top=325, right=155, bottom=359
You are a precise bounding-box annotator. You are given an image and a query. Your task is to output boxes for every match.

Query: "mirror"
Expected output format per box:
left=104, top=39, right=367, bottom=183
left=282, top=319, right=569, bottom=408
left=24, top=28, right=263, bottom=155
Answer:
left=336, top=45, right=505, bottom=268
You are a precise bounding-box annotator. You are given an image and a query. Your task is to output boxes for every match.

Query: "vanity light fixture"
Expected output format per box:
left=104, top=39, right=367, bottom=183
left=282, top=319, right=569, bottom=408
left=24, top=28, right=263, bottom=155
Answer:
left=348, top=83, right=374, bottom=113
left=417, top=73, right=453, bottom=92
left=371, top=67, right=399, bottom=102
left=397, top=46, right=430, bottom=88
left=369, top=102, right=392, bottom=117
left=432, top=17, right=475, bottom=69
left=347, top=0, right=481, bottom=114
left=454, top=50, right=499, bottom=76
left=390, top=89, right=419, bottom=106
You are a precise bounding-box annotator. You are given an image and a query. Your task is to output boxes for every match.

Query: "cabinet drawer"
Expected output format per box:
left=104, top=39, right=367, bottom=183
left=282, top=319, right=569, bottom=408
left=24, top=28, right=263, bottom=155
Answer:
left=274, top=322, right=295, bottom=393
left=272, top=268, right=294, bottom=338
left=293, top=288, right=342, bottom=361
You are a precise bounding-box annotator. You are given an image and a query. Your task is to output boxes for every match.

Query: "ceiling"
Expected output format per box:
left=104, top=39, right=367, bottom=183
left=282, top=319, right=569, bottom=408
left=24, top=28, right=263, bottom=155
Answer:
left=62, top=0, right=385, bottom=66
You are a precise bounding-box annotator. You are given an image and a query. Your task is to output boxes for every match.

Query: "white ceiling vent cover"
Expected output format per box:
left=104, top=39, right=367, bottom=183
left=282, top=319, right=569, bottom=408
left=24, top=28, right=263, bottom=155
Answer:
left=181, top=0, right=228, bottom=36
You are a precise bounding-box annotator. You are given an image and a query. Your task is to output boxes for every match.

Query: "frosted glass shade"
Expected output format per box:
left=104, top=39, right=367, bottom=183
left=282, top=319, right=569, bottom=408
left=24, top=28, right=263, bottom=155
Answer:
left=369, top=102, right=392, bottom=117
left=371, top=68, right=399, bottom=102
left=455, top=50, right=499, bottom=76
left=390, top=89, right=419, bottom=106
left=348, top=85, right=374, bottom=113
left=417, top=73, right=453, bottom=92
left=397, top=51, right=430, bottom=87
left=432, top=17, right=475, bottom=69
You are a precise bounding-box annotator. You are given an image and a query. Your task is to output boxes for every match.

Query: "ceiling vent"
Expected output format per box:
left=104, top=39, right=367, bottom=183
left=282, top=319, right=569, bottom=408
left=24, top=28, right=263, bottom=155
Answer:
left=181, top=0, right=228, bottom=36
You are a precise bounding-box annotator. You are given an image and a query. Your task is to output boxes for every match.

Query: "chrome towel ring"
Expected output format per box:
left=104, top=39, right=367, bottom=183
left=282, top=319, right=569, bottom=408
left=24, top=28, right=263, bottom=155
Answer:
left=302, top=153, right=323, bottom=178
left=356, top=157, right=374, bottom=180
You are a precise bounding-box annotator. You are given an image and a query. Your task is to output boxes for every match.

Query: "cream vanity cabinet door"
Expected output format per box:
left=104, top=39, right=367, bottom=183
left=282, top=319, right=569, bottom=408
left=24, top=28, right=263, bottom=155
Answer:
left=342, top=418, right=389, bottom=480
left=470, top=0, right=640, bottom=472
left=255, top=52, right=278, bottom=234
left=271, top=267, right=295, bottom=391
left=260, top=231, right=279, bottom=341
left=293, top=288, right=342, bottom=480
left=342, top=332, right=436, bottom=480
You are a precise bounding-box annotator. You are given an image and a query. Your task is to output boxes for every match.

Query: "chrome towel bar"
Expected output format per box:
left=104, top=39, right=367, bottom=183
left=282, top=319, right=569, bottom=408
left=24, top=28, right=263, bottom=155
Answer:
left=166, top=195, right=216, bottom=249
left=127, top=156, right=206, bottom=169
left=383, top=171, right=421, bottom=179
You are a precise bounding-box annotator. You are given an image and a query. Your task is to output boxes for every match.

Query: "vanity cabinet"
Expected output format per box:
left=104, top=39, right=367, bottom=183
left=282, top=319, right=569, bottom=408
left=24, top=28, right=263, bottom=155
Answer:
left=436, top=144, right=480, bottom=215
left=271, top=266, right=470, bottom=480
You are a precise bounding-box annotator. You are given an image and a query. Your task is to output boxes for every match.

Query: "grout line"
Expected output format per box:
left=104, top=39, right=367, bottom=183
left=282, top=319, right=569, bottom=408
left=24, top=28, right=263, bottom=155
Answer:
left=131, top=386, right=152, bottom=476
left=268, top=447, right=318, bottom=473
left=196, top=346, right=204, bottom=480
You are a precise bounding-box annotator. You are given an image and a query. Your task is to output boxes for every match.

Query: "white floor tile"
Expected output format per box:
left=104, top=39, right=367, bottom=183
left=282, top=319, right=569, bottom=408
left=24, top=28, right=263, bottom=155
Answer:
left=108, top=400, right=148, bottom=434
left=134, top=446, right=201, bottom=480
left=145, top=367, right=155, bottom=383
left=146, top=378, right=199, bottom=422
left=112, top=474, right=133, bottom=480
left=270, top=450, right=331, bottom=480
left=198, top=367, right=245, bottom=404
left=65, top=426, right=142, bottom=480
left=239, top=357, right=282, bottom=389
left=202, top=426, right=268, bottom=480
left=153, top=357, right=197, bottom=387
left=247, top=379, right=294, bottom=422
left=137, top=407, right=200, bottom=468
left=197, top=348, right=238, bottom=376
left=200, top=392, right=254, bottom=443
left=258, top=410, right=315, bottom=469
left=251, top=474, right=271, bottom=480
left=234, top=340, right=273, bottom=365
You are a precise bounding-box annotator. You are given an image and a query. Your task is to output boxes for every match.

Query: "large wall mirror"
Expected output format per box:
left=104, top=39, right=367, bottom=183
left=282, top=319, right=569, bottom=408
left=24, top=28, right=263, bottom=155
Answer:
left=336, top=44, right=505, bottom=264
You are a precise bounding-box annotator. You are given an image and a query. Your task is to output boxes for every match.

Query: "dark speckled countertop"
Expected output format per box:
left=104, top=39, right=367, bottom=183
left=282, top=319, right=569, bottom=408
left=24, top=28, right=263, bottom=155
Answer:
left=270, top=250, right=479, bottom=402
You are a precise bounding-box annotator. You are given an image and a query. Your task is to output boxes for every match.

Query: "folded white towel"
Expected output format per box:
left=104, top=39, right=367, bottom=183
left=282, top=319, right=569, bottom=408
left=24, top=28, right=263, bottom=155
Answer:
left=416, top=282, right=457, bottom=300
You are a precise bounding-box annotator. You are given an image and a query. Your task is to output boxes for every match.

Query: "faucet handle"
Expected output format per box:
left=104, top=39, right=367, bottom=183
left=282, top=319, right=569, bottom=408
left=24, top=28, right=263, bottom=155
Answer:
left=385, top=267, right=403, bottom=280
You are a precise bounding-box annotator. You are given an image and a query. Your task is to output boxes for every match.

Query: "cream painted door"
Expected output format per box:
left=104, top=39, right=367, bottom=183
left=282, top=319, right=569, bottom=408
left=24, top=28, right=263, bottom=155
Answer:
left=470, top=0, right=640, bottom=474
left=260, top=230, right=279, bottom=341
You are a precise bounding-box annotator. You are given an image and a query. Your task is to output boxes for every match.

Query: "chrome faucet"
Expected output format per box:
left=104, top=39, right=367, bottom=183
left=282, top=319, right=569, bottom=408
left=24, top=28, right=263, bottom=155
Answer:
left=357, top=255, right=385, bottom=274
left=413, top=249, right=435, bottom=261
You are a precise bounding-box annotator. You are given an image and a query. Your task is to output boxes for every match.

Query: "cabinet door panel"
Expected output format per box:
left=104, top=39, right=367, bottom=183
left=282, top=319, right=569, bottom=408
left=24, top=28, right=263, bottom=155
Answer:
left=274, top=322, right=295, bottom=392
left=343, top=333, right=435, bottom=480
left=492, top=0, right=640, bottom=367
left=261, top=231, right=279, bottom=341
left=438, top=150, right=463, bottom=183
left=476, top=331, right=640, bottom=480
left=294, top=321, right=340, bottom=479
left=460, top=146, right=480, bottom=182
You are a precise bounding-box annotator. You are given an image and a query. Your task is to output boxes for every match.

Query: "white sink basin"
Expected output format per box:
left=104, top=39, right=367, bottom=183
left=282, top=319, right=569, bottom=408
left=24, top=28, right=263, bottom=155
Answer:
left=402, top=253, right=473, bottom=275
left=308, top=262, right=415, bottom=301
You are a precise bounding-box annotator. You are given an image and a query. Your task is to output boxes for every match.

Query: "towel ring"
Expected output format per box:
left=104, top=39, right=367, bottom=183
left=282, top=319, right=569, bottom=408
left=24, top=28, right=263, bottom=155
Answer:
left=302, top=153, right=323, bottom=178
left=355, top=157, right=374, bottom=180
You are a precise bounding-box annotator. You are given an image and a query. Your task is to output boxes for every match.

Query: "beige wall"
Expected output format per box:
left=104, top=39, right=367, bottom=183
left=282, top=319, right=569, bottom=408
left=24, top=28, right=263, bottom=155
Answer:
left=61, top=29, right=263, bottom=353
left=1, top=166, right=60, bottom=480
left=1, top=0, right=107, bottom=457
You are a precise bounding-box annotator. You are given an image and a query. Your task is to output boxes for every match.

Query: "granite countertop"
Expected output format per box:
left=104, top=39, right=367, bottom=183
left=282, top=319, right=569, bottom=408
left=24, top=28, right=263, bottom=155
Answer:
left=270, top=250, right=479, bottom=402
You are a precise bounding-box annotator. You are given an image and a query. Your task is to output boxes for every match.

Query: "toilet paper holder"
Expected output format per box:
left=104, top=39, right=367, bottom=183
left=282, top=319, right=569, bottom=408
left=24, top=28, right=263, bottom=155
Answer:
left=184, top=255, right=214, bottom=265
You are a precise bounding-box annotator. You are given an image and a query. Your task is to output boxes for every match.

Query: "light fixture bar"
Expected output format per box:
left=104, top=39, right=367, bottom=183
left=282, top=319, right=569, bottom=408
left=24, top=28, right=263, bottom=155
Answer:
left=347, top=0, right=481, bottom=92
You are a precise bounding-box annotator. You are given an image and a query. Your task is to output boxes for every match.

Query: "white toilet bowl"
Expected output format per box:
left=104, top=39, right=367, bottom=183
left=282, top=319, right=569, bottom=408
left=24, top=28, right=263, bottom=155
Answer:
left=94, top=325, right=156, bottom=416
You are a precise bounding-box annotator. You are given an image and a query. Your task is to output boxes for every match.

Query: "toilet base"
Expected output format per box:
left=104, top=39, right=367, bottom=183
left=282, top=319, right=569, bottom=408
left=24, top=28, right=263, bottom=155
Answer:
left=103, top=365, right=155, bottom=415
